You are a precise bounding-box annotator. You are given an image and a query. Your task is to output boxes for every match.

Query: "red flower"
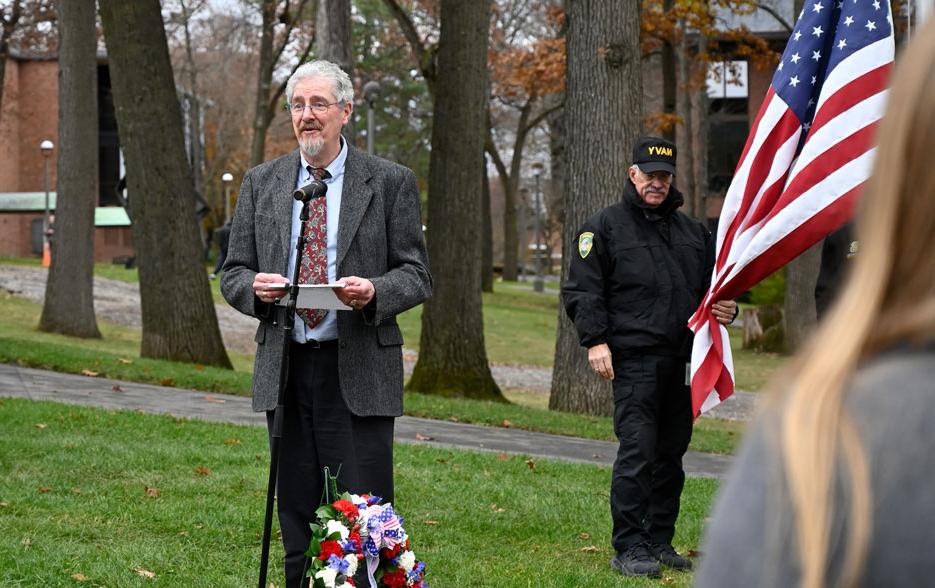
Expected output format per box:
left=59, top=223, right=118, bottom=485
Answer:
left=345, top=531, right=362, bottom=554
left=319, top=540, right=343, bottom=561
left=333, top=499, right=360, bottom=522
left=381, top=569, right=406, bottom=587
left=382, top=544, right=402, bottom=560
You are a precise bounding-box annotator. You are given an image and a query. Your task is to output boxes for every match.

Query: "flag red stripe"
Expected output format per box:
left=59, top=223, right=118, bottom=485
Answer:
left=810, top=63, right=892, bottom=136
left=690, top=319, right=735, bottom=417
left=715, top=108, right=801, bottom=274
left=765, top=123, right=878, bottom=224
left=710, top=188, right=859, bottom=303
left=732, top=86, right=776, bottom=178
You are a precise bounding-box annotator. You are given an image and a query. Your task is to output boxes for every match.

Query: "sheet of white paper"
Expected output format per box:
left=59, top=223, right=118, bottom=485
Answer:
left=275, top=283, right=351, bottom=310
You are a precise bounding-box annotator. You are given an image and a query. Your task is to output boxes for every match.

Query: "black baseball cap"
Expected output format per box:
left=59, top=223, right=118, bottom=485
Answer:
left=632, top=136, right=677, bottom=175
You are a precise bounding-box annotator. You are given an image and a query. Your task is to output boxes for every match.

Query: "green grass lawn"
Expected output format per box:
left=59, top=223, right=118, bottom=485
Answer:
left=0, top=399, right=717, bottom=587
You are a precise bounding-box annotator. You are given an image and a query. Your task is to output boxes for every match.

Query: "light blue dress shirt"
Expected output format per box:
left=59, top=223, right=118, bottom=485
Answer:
left=287, top=138, right=348, bottom=343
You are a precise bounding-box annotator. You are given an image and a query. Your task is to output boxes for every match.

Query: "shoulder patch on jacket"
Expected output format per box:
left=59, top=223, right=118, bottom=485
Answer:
left=578, top=232, right=594, bottom=258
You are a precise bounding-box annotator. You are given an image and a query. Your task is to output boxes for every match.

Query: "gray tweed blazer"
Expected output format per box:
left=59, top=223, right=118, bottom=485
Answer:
left=220, top=146, right=432, bottom=416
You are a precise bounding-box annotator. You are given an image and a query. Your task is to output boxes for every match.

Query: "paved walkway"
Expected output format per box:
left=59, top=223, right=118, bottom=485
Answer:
left=0, top=363, right=733, bottom=479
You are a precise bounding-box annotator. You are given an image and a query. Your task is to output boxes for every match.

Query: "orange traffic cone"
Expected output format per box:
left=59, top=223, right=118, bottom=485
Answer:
left=41, top=241, right=51, bottom=267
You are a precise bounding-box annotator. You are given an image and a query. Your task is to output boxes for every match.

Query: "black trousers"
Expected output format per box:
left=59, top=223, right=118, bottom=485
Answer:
left=610, top=354, right=693, bottom=552
left=266, top=342, right=395, bottom=588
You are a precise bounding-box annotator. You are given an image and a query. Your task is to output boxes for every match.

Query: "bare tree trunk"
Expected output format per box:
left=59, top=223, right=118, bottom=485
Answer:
left=675, top=24, right=697, bottom=218
left=784, top=242, right=821, bottom=351
left=549, top=0, right=642, bottom=416
left=249, top=0, right=276, bottom=168
left=501, top=178, right=520, bottom=281
left=696, top=24, right=710, bottom=226
left=316, top=0, right=355, bottom=143
left=39, top=0, right=100, bottom=338
left=481, top=155, right=494, bottom=292
left=179, top=0, right=204, bottom=202
left=489, top=100, right=536, bottom=283
left=407, top=0, right=503, bottom=400
left=547, top=97, right=566, bottom=247
left=99, top=0, right=231, bottom=368
left=661, top=0, right=676, bottom=141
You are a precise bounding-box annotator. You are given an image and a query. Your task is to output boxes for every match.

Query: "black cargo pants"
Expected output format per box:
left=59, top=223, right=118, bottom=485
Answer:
left=610, top=353, right=693, bottom=552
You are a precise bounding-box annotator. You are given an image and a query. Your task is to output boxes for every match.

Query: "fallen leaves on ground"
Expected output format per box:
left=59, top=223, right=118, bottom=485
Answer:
left=145, top=486, right=160, bottom=498
left=525, top=458, right=536, bottom=471
left=447, top=416, right=460, bottom=422
left=194, top=466, right=211, bottom=477
left=80, top=369, right=99, bottom=377
left=133, top=567, right=156, bottom=579
left=111, top=384, right=123, bottom=392
left=118, top=358, right=133, bottom=364
left=34, top=423, right=47, bottom=429
left=71, top=573, right=88, bottom=581
left=579, top=545, right=600, bottom=553
left=414, top=433, right=433, bottom=441
left=37, top=486, right=51, bottom=493
left=423, top=520, right=439, bottom=525
left=203, top=395, right=225, bottom=403
left=223, top=438, right=241, bottom=445
left=496, top=452, right=509, bottom=461
left=490, top=504, right=505, bottom=513
left=501, top=419, right=513, bottom=428
left=160, top=378, right=174, bottom=386
left=688, top=549, right=702, bottom=558
left=579, top=532, right=591, bottom=540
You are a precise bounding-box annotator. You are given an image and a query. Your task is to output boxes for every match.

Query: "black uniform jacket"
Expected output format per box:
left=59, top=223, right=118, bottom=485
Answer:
left=563, top=181, right=715, bottom=358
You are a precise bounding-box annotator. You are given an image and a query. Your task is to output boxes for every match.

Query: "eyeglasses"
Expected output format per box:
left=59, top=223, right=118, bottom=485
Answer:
left=636, top=168, right=674, bottom=183
left=286, top=101, right=341, bottom=116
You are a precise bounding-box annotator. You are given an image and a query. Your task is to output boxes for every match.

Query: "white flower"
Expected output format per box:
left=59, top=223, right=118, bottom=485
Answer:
left=398, top=550, right=416, bottom=572
left=344, top=554, right=358, bottom=577
left=315, top=567, right=338, bottom=587
left=326, top=519, right=350, bottom=540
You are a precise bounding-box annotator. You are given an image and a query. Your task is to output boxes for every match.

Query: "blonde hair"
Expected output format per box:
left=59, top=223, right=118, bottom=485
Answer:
left=778, top=19, right=935, bottom=588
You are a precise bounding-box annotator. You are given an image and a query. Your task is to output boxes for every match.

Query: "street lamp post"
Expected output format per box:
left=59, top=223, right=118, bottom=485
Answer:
left=363, top=80, right=381, bottom=155
left=221, top=172, right=233, bottom=223
left=40, top=140, right=54, bottom=264
left=532, top=164, right=544, bottom=293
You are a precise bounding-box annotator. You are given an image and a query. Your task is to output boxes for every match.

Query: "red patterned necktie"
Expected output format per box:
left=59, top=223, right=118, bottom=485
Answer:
left=296, top=165, right=331, bottom=329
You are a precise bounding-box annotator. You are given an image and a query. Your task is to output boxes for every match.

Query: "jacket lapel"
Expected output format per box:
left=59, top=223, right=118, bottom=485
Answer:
left=336, top=146, right=374, bottom=269
left=272, top=150, right=300, bottom=262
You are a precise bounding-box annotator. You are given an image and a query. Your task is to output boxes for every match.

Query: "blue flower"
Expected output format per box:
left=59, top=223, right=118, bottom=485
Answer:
left=327, top=554, right=350, bottom=574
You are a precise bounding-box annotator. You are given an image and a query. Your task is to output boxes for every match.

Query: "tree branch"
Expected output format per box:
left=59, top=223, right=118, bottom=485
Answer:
left=267, top=19, right=317, bottom=113
left=521, top=99, right=564, bottom=136
left=382, top=0, right=435, bottom=88
left=756, top=2, right=793, bottom=33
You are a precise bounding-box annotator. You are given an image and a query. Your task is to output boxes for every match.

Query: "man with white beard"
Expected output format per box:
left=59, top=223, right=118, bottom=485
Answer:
left=221, top=60, right=431, bottom=588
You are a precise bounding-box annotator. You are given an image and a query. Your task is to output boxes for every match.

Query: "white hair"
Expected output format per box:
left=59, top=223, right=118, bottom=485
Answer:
left=285, top=60, right=354, bottom=105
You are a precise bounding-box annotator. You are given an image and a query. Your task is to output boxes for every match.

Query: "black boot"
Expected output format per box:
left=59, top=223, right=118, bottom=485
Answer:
left=610, top=542, right=662, bottom=577
left=650, top=542, right=693, bottom=570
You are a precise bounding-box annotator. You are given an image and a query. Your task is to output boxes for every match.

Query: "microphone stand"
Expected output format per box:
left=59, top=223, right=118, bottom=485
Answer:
left=258, top=180, right=325, bottom=588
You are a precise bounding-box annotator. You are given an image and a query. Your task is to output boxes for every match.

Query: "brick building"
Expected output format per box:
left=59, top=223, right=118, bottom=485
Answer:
left=0, top=50, right=131, bottom=262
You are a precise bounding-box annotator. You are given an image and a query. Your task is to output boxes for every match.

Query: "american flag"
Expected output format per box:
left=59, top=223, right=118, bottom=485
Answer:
left=688, top=0, right=895, bottom=417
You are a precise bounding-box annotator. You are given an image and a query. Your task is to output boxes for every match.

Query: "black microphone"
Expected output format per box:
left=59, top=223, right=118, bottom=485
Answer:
left=293, top=180, right=327, bottom=203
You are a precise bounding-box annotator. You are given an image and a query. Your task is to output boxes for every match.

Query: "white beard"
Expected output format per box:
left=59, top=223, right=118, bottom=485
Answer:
left=299, top=134, right=324, bottom=158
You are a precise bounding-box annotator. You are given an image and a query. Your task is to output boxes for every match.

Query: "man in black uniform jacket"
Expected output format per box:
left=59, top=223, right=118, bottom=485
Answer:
left=563, top=137, right=736, bottom=578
